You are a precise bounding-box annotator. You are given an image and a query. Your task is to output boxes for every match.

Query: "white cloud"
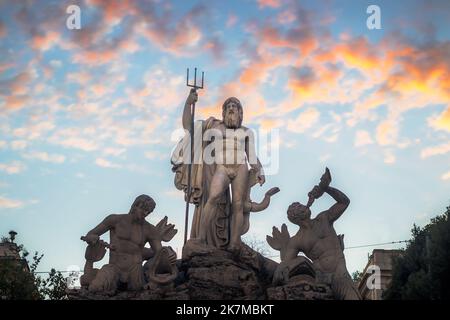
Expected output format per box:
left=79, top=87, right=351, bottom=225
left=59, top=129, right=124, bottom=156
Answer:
left=49, top=60, right=62, bottom=68
left=324, top=133, right=338, bottom=143
left=319, top=154, right=331, bottom=163
left=0, top=196, right=24, bottom=209
left=376, top=119, right=398, bottom=146
left=103, top=147, right=126, bottom=157
left=441, top=170, right=450, bottom=181
left=383, top=150, right=396, bottom=164
left=0, top=161, right=26, bottom=174
left=127, top=67, right=185, bottom=111
left=421, top=142, right=450, bottom=159
left=312, top=124, right=332, bottom=138
left=23, top=151, right=65, bottom=164
left=354, top=130, right=374, bottom=147
left=11, top=140, right=28, bottom=150
left=75, top=172, right=86, bottom=178
left=95, top=158, right=121, bottom=168
left=287, top=108, right=320, bottom=133
left=53, top=137, right=98, bottom=152
left=66, top=71, right=91, bottom=85
left=13, top=121, right=55, bottom=140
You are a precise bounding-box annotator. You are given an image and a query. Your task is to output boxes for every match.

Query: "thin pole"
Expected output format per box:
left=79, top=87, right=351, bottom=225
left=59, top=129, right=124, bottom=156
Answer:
left=184, top=95, right=196, bottom=245
left=184, top=67, right=203, bottom=245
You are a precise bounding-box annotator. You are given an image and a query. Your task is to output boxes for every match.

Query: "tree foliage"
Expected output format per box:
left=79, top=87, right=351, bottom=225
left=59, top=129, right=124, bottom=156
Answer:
left=384, top=206, right=450, bottom=300
left=0, top=251, right=41, bottom=300
left=243, top=235, right=273, bottom=257
left=0, top=236, right=68, bottom=300
left=352, top=270, right=363, bottom=283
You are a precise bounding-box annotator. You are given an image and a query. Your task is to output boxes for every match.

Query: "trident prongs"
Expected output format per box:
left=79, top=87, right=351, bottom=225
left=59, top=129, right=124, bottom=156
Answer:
left=186, top=67, right=204, bottom=90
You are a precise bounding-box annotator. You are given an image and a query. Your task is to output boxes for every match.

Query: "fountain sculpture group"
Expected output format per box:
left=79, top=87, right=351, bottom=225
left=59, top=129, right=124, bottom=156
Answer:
left=71, top=90, right=361, bottom=300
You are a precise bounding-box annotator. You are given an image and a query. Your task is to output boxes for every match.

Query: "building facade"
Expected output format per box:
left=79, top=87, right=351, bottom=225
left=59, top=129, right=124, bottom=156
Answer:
left=357, top=249, right=403, bottom=300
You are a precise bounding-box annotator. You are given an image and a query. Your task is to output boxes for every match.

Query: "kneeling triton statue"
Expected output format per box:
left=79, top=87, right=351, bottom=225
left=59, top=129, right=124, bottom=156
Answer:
left=80, top=195, right=178, bottom=294
left=267, top=168, right=361, bottom=300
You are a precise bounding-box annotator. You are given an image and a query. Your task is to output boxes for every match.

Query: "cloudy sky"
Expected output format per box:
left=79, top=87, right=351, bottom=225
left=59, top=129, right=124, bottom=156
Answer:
left=0, top=0, right=449, bottom=275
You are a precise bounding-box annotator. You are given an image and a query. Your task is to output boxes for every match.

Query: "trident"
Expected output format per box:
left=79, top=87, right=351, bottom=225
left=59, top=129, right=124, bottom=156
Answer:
left=184, top=67, right=204, bottom=245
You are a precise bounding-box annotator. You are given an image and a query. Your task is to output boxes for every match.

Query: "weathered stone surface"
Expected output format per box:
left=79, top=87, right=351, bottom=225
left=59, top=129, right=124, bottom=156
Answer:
left=267, top=275, right=334, bottom=300
left=67, top=284, right=190, bottom=300
left=68, top=244, right=337, bottom=300
left=267, top=168, right=362, bottom=300
left=174, top=89, right=279, bottom=251
left=79, top=195, right=178, bottom=294
left=179, top=243, right=274, bottom=300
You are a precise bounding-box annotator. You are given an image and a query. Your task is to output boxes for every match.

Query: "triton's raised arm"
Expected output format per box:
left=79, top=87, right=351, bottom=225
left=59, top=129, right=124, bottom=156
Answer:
left=307, top=168, right=349, bottom=223
left=324, top=186, right=350, bottom=223
left=182, top=89, right=198, bottom=130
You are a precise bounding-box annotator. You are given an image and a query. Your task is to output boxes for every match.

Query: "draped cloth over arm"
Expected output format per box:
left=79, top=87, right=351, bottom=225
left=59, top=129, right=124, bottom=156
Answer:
left=171, top=117, right=232, bottom=248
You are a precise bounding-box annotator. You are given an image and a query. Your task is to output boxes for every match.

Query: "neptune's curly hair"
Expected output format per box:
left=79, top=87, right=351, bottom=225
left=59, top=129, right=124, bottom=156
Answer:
left=222, top=97, right=243, bottom=128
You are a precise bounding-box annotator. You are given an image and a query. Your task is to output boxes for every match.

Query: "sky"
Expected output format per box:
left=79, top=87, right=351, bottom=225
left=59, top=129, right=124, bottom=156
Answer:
left=0, top=0, right=449, bottom=277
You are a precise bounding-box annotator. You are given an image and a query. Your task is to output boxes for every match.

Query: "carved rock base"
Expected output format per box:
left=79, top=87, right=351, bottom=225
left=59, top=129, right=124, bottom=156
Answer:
left=266, top=275, right=334, bottom=300
left=67, top=284, right=190, bottom=300
left=68, top=244, right=335, bottom=300
left=179, top=243, right=275, bottom=300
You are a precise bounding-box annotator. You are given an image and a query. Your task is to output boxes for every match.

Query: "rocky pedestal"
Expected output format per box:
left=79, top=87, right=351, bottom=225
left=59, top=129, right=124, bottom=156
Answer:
left=178, top=241, right=276, bottom=300
left=67, top=286, right=190, bottom=300
left=68, top=241, right=334, bottom=300
left=266, top=274, right=334, bottom=300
